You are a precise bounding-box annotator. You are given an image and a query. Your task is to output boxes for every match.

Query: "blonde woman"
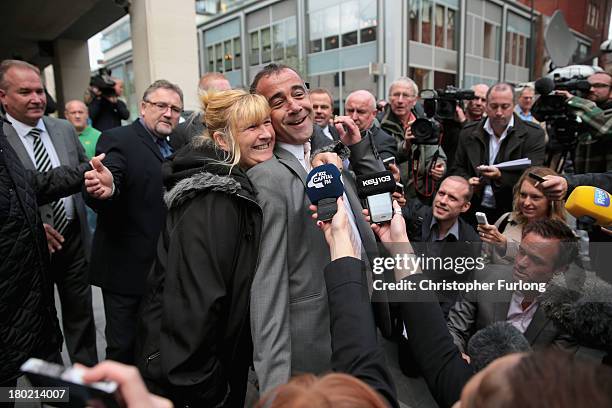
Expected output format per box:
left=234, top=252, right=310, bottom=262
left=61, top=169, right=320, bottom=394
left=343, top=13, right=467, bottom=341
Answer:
left=478, top=166, right=567, bottom=264
left=136, top=89, right=274, bottom=407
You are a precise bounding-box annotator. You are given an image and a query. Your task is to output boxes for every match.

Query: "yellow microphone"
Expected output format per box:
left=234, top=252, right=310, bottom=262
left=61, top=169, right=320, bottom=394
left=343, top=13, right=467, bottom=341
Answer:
left=565, top=186, right=612, bottom=227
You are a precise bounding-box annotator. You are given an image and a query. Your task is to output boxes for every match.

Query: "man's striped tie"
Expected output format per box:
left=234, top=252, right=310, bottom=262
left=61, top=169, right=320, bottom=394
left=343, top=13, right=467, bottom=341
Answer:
left=29, top=127, right=70, bottom=235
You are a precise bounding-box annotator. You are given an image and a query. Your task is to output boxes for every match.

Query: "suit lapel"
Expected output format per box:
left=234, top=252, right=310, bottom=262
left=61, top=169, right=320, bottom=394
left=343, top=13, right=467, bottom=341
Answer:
left=274, top=145, right=307, bottom=186
left=43, top=117, right=70, bottom=165
left=468, top=123, right=487, bottom=170
left=523, top=306, right=549, bottom=343
left=3, top=122, right=35, bottom=169
left=133, top=120, right=163, bottom=162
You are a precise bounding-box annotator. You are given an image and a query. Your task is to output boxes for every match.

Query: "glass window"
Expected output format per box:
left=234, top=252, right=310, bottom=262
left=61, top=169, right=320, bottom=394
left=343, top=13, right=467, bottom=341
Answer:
left=409, top=0, right=419, bottom=41
left=207, top=45, right=214, bottom=72
left=286, top=18, right=298, bottom=58
left=311, top=38, right=323, bottom=53
left=421, top=0, right=432, bottom=45
left=233, top=37, right=241, bottom=70
left=224, top=40, right=232, bottom=71
left=250, top=31, right=259, bottom=66
left=409, top=67, right=431, bottom=91
left=359, top=0, right=377, bottom=29
left=433, top=71, right=456, bottom=89
left=435, top=5, right=444, bottom=48
left=360, top=26, right=376, bottom=43
left=215, top=43, right=223, bottom=71
left=273, top=22, right=285, bottom=61
left=309, top=9, right=324, bottom=53
left=341, top=1, right=359, bottom=46
left=324, top=5, right=340, bottom=50
left=343, top=31, right=358, bottom=47
left=446, top=8, right=456, bottom=50
left=261, top=27, right=271, bottom=63
left=483, top=22, right=494, bottom=59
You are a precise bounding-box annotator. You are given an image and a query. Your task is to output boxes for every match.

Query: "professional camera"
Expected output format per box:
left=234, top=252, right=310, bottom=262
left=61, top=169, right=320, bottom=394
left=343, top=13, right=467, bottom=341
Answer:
left=89, top=67, right=117, bottom=97
left=410, top=86, right=476, bottom=145
left=531, top=73, right=590, bottom=149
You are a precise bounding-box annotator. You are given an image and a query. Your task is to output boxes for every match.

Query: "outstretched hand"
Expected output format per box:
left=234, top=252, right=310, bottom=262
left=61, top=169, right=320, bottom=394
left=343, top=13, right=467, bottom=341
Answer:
left=85, top=153, right=114, bottom=199
left=309, top=197, right=357, bottom=260
left=362, top=200, right=410, bottom=246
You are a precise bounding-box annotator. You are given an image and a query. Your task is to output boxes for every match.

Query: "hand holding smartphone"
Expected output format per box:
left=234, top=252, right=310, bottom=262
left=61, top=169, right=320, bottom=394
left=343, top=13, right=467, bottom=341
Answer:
left=475, top=211, right=489, bottom=225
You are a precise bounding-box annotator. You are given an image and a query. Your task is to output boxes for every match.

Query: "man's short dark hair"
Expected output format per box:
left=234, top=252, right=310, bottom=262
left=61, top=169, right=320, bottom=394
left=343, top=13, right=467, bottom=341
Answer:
left=309, top=88, right=333, bottom=104
left=467, top=322, right=531, bottom=371
left=0, top=59, right=40, bottom=90
left=486, top=82, right=516, bottom=103
left=142, top=79, right=184, bottom=106
left=249, top=63, right=302, bottom=94
left=522, top=219, right=578, bottom=268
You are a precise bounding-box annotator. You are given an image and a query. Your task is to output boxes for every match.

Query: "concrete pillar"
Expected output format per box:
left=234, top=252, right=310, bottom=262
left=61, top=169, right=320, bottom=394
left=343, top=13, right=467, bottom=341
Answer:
left=52, top=39, right=91, bottom=117
left=130, top=0, right=199, bottom=112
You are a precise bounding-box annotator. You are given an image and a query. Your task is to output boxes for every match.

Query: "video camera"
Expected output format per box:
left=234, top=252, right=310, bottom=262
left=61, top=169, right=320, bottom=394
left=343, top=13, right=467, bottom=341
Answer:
left=411, top=86, right=476, bottom=145
left=90, top=67, right=117, bottom=97
left=531, top=73, right=590, bottom=150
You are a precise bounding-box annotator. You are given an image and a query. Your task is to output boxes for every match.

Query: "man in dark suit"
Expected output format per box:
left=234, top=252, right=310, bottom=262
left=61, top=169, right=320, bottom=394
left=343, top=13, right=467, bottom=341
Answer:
left=447, top=219, right=578, bottom=355
left=451, top=82, right=546, bottom=225
left=0, top=59, right=97, bottom=366
left=247, top=63, right=391, bottom=393
left=87, top=79, right=183, bottom=364
left=310, top=88, right=340, bottom=141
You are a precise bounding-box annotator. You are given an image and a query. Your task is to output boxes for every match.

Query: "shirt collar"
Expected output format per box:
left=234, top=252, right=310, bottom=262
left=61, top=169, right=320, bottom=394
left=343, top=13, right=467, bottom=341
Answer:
left=483, top=114, right=514, bottom=140
left=5, top=113, right=47, bottom=139
left=276, top=141, right=307, bottom=161
left=430, top=216, right=460, bottom=240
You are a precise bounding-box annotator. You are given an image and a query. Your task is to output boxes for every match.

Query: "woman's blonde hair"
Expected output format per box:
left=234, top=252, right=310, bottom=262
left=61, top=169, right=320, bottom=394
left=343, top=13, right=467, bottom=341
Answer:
left=256, top=373, right=389, bottom=408
left=512, top=166, right=566, bottom=225
left=193, top=89, right=270, bottom=168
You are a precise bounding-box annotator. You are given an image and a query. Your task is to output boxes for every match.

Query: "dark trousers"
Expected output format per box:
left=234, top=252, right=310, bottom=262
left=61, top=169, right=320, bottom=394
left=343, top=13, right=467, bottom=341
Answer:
left=50, top=218, right=98, bottom=366
left=102, top=290, right=142, bottom=364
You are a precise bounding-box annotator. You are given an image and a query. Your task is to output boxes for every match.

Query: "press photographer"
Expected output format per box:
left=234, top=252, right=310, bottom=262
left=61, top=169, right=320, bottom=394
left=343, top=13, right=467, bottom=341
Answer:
left=88, top=67, right=130, bottom=131
left=532, top=70, right=612, bottom=173
left=417, top=85, right=477, bottom=170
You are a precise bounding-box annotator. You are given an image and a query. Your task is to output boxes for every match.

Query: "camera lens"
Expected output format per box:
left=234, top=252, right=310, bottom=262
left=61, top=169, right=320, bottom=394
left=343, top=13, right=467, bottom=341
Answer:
left=411, top=118, right=433, bottom=139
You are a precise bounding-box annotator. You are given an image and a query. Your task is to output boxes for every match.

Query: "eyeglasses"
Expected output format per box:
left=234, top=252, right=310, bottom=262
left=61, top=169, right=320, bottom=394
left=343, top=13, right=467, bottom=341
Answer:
left=144, top=100, right=183, bottom=115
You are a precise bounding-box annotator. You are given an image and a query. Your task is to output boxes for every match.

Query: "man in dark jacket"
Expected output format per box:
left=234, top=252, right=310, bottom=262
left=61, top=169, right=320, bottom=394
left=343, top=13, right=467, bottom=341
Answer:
left=451, top=83, right=546, bottom=225
left=345, top=90, right=397, bottom=161
left=0, top=116, right=112, bottom=389
left=87, top=80, right=183, bottom=365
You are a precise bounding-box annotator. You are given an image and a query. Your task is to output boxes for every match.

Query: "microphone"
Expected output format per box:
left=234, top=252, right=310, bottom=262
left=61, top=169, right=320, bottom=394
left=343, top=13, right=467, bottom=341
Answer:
left=306, top=164, right=344, bottom=221
left=356, top=171, right=396, bottom=223
left=534, top=76, right=555, bottom=95
left=565, top=186, right=612, bottom=227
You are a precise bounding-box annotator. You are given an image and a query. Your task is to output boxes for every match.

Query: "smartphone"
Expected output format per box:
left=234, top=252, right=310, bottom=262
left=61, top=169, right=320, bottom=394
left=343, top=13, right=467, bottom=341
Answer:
left=475, top=212, right=488, bottom=225
left=395, top=182, right=404, bottom=195
left=382, top=156, right=396, bottom=169
left=21, top=358, right=120, bottom=408
left=367, top=193, right=393, bottom=224
left=528, top=172, right=546, bottom=183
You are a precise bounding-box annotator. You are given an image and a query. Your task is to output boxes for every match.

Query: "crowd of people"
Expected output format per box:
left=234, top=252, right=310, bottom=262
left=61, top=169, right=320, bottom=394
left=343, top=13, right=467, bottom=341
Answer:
left=1, top=57, right=612, bottom=408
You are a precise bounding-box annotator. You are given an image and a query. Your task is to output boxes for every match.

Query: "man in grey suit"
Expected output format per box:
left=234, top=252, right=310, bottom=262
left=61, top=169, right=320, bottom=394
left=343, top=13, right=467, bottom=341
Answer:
left=447, top=219, right=578, bottom=355
left=0, top=59, right=97, bottom=366
left=247, top=63, right=391, bottom=393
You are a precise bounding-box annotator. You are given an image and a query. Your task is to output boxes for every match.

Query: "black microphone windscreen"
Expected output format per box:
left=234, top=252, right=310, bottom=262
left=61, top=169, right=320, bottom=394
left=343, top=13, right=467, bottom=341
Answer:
left=535, top=77, right=555, bottom=95
left=356, top=171, right=396, bottom=199
left=306, top=164, right=344, bottom=204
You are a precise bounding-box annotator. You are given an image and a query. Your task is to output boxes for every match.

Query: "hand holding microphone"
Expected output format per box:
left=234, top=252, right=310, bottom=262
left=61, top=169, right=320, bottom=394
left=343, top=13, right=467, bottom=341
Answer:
left=565, top=185, right=612, bottom=227
left=306, top=164, right=344, bottom=222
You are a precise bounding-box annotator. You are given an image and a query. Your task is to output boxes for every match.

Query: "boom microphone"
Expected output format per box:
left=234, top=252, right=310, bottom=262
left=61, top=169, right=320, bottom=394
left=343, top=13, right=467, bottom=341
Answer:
left=565, top=186, right=612, bottom=227
left=306, top=164, right=344, bottom=221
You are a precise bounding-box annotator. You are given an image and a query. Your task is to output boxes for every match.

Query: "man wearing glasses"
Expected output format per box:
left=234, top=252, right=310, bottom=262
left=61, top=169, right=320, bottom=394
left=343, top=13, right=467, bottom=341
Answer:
left=565, top=71, right=612, bottom=174
left=86, top=80, right=183, bottom=364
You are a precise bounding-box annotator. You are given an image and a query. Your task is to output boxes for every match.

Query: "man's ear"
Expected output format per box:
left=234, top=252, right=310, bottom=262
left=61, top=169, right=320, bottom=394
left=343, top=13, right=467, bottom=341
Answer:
left=461, top=200, right=471, bottom=214
left=213, top=131, right=229, bottom=151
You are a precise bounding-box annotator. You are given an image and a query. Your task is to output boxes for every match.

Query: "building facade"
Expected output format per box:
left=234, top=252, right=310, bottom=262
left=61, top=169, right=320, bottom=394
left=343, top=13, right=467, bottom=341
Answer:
left=100, top=0, right=610, bottom=112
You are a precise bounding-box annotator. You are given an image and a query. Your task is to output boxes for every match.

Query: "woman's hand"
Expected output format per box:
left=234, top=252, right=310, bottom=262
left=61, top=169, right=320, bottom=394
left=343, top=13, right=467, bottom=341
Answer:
left=477, top=223, right=507, bottom=250
left=310, top=197, right=356, bottom=260
left=362, top=200, right=410, bottom=247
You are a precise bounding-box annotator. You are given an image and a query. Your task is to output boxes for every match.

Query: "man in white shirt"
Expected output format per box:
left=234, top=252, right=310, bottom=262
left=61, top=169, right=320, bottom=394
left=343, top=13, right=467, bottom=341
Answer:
left=310, top=88, right=339, bottom=141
